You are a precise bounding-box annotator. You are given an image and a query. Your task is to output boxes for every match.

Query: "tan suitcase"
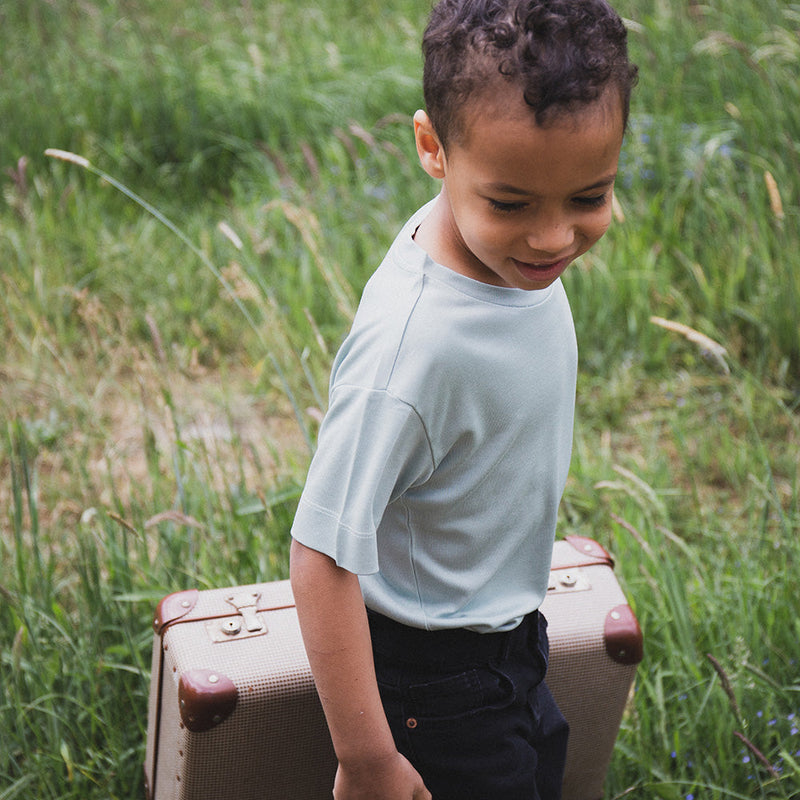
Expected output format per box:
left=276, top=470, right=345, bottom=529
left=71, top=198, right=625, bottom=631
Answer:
left=144, top=536, right=641, bottom=800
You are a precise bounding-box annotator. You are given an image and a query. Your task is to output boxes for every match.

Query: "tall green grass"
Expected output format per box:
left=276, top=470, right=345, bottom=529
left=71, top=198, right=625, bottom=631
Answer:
left=1, top=0, right=799, bottom=797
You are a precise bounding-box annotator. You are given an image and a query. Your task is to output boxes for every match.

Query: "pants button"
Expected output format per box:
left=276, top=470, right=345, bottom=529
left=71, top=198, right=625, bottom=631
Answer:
left=406, top=717, right=418, bottom=729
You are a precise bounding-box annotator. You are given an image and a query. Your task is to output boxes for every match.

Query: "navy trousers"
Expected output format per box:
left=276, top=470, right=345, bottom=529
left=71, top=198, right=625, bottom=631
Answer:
left=368, top=608, right=569, bottom=800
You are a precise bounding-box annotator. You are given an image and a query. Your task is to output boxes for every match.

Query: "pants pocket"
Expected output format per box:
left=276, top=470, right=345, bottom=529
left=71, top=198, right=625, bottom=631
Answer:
left=399, top=664, right=515, bottom=720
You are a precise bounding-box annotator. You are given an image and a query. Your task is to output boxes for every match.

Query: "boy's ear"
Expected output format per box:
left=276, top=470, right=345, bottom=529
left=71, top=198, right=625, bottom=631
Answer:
left=414, top=110, right=446, bottom=180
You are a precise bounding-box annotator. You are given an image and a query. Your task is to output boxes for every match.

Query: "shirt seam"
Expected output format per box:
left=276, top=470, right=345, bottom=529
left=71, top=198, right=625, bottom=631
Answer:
left=420, top=265, right=557, bottom=308
left=398, top=495, right=429, bottom=630
left=329, top=384, right=438, bottom=474
left=296, top=496, right=375, bottom=539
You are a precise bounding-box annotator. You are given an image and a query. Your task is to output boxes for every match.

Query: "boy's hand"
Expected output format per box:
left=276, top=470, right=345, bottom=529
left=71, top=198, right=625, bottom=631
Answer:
left=334, top=751, right=431, bottom=799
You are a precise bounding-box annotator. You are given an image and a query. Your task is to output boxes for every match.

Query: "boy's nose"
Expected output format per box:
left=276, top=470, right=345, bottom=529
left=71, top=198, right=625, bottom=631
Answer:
left=526, top=220, right=575, bottom=258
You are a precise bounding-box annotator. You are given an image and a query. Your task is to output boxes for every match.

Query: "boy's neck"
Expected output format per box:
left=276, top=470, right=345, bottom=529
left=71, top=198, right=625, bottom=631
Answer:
left=411, top=194, right=446, bottom=263
left=413, top=192, right=495, bottom=284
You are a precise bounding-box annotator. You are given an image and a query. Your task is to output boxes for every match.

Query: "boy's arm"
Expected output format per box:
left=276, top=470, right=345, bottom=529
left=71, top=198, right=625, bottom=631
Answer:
left=289, top=540, right=431, bottom=800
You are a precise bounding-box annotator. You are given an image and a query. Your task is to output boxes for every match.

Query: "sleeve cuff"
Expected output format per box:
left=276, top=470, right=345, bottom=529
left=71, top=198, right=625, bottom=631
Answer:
left=291, top=496, right=380, bottom=575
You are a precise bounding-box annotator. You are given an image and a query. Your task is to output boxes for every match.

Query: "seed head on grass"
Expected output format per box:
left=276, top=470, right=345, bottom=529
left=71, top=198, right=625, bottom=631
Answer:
left=44, top=148, right=91, bottom=168
left=706, top=653, right=742, bottom=722
left=218, top=221, right=244, bottom=250
left=650, top=316, right=730, bottom=374
left=734, top=731, right=780, bottom=779
left=763, top=170, right=785, bottom=221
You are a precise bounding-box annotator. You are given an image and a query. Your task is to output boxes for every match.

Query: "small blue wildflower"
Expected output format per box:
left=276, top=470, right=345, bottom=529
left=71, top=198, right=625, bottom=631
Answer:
left=757, top=710, right=763, bottom=718
left=671, top=751, right=677, bottom=759
left=769, top=718, right=777, bottom=726
left=743, top=755, right=751, bottom=764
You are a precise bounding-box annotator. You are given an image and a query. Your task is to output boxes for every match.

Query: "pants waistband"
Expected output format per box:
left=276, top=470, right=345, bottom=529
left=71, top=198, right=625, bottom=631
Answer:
left=366, top=608, right=540, bottom=668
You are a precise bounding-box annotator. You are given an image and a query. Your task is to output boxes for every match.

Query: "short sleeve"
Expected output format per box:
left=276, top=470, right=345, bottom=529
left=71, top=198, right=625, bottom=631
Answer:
left=290, top=384, right=434, bottom=574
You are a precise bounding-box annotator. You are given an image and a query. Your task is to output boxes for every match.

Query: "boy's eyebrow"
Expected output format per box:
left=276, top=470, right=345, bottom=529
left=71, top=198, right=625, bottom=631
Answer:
left=483, top=174, right=618, bottom=197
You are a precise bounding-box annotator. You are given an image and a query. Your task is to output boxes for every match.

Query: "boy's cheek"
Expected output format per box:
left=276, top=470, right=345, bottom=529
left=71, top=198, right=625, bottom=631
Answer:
left=587, top=211, right=613, bottom=247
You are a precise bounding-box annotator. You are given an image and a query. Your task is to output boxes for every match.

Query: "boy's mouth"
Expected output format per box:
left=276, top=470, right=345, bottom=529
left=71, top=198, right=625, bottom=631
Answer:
left=511, top=257, right=570, bottom=283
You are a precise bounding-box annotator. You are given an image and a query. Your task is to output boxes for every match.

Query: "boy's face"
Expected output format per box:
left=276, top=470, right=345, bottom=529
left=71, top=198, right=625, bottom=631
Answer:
left=413, top=88, right=625, bottom=291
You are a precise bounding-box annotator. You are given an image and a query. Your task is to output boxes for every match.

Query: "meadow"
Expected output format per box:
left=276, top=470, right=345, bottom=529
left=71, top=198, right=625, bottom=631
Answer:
left=1, top=0, right=799, bottom=797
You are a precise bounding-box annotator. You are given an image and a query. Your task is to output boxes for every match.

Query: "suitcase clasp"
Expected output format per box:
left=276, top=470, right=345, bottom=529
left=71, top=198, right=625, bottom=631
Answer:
left=205, top=592, right=270, bottom=642
left=225, top=591, right=265, bottom=632
left=547, top=567, right=591, bottom=594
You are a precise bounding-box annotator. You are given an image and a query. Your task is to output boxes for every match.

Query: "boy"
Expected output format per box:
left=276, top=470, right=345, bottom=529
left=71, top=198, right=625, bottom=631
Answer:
left=290, top=0, right=638, bottom=797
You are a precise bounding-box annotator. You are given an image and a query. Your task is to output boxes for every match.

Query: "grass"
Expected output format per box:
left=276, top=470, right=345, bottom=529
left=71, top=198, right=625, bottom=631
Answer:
left=1, top=0, right=799, bottom=797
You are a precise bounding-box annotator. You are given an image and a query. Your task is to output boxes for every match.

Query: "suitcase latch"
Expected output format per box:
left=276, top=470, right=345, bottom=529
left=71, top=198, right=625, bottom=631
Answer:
left=226, top=592, right=265, bottom=632
left=205, top=592, right=268, bottom=643
left=547, top=567, right=591, bottom=594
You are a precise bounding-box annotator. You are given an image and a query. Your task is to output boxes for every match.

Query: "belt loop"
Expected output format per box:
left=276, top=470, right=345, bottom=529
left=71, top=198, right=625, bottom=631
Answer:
left=498, top=609, right=534, bottom=662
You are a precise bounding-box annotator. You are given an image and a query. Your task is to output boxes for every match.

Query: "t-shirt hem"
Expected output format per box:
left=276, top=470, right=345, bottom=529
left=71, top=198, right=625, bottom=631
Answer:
left=290, top=496, right=380, bottom=575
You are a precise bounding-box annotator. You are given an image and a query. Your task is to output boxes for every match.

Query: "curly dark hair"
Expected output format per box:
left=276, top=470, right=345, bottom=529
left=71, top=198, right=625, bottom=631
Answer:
left=422, top=0, right=639, bottom=147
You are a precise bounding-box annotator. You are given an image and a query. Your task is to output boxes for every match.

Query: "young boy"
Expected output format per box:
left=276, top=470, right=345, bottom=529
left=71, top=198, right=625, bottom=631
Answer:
left=290, top=1, right=638, bottom=797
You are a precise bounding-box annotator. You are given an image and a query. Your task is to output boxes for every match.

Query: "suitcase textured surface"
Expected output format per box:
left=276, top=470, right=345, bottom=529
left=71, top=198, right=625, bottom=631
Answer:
left=145, top=536, right=641, bottom=800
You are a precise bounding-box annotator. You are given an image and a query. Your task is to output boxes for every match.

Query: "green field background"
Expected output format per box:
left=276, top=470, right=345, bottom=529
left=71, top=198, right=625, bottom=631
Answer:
left=1, top=1, right=798, bottom=797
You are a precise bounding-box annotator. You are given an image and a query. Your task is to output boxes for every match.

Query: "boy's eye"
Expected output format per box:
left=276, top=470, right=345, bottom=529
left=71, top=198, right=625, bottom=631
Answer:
left=573, top=193, right=608, bottom=209
left=488, top=198, right=527, bottom=213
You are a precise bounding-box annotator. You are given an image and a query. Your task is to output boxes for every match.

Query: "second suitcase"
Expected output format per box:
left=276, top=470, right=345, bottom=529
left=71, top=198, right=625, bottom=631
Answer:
left=145, top=536, right=641, bottom=800
left=541, top=535, right=643, bottom=800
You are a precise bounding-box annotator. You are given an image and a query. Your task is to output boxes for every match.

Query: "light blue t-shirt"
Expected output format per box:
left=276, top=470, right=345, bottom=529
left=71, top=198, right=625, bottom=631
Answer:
left=291, top=202, right=577, bottom=632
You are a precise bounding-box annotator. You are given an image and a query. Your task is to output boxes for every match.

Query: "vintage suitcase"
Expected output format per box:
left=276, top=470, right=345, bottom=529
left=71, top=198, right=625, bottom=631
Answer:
left=144, top=535, right=641, bottom=800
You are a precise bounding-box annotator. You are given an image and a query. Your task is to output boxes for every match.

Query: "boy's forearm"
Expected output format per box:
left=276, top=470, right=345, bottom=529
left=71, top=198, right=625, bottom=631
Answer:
left=289, top=539, right=397, bottom=768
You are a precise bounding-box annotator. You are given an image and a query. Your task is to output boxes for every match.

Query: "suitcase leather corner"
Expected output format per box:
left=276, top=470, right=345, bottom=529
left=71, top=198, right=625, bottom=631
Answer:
left=563, top=535, right=614, bottom=566
left=154, top=589, right=199, bottom=633
left=178, top=668, right=238, bottom=732
left=604, top=604, right=644, bottom=665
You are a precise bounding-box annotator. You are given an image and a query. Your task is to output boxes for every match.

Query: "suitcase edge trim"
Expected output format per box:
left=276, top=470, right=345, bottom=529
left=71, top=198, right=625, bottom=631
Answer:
left=604, top=603, right=644, bottom=665
left=562, top=535, right=614, bottom=566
